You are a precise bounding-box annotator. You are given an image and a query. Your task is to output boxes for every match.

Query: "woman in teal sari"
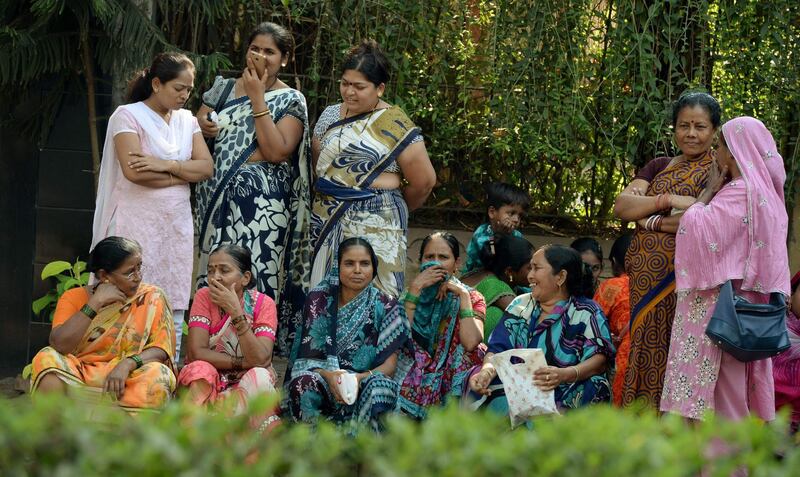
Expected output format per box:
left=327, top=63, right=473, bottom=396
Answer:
left=468, top=245, right=614, bottom=415
left=195, top=22, right=311, bottom=356
left=310, top=40, right=436, bottom=298
left=396, top=232, right=487, bottom=419
left=286, top=238, right=409, bottom=432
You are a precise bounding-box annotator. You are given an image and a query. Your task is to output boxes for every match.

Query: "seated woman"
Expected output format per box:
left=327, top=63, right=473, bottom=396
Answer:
left=468, top=244, right=614, bottom=413
left=593, top=234, right=633, bottom=407
left=286, top=238, right=409, bottom=431
left=30, top=236, right=175, bottom=410
left=461, top=235, right=534, bottom=340
left=397, top=231, right=486, bottom=419
left=178, top=244, right=280, bottom=431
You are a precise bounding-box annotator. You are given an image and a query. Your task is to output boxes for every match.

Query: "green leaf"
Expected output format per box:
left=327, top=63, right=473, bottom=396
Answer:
left=62, top=278, right=80, bottom=291
left=79, top=272, right=90, bottom=285
left=32, top=293, right=56, bottom=314
left=72, top=260, right=86, bottom=277
left=41, top=261, right=72, bottom=279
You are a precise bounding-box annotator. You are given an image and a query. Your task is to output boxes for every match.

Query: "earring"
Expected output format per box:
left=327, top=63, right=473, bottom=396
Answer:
left=281, top=63, right=287, bottom=67
left=507, top=273, right=514, bottom=284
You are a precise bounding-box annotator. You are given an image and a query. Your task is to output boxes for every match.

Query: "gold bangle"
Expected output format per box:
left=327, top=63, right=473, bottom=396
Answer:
left=168, top=173, right=174, bottom=186
left=572, top=366, right=580, bottom=382
left=252, top=109, right=270, bottom=118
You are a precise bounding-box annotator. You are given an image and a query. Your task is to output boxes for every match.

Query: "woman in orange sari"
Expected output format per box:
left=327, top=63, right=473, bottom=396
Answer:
left=613, top=92, right=720, bottom=409
left=30, top=236, right=175, bottom=410
left=593, top=233, right=632, bottom=406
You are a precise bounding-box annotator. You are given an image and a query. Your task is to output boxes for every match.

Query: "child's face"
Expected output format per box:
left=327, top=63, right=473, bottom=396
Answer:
left=488, top=203, right=525, bottom=234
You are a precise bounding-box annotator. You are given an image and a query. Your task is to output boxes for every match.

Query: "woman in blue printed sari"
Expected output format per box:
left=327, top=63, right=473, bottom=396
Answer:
left=310, top=40, right=436, bottom=298
left=195, top=22, right=311, bottom=356
left=468, top=245, right=614, bottom=414
left=286, top=238, right=409, bottom=432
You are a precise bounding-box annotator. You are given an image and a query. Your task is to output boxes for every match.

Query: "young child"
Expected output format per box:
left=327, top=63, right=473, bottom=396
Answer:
left=462, top=182, right=530, bottom=275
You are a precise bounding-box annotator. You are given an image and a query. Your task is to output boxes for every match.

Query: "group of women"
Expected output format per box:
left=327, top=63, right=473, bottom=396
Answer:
left=26, top=20, right=799, bottom=431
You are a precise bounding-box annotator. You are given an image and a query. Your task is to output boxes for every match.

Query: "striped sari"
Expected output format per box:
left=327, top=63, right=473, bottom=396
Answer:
left=310, top=106, right=421, bottom=298
left=621, top=153, right=711, bottom=408
left=30, top=284, right=176, bottom=410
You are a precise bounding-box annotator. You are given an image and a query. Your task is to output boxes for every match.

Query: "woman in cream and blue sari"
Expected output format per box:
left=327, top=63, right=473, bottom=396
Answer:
left=196, top=22, right=311, bottom=356
left=310, top=40, right=436, bottom=298
left=468, top=245, right=614, bottom=415
left=286, top=238, right=409, bottom=432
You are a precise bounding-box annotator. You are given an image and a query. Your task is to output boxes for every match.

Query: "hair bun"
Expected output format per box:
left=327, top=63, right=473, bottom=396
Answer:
left=350, top=39, right=382, bottom=56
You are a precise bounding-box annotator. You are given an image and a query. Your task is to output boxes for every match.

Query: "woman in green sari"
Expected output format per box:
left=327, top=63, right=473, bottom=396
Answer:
left=461, top=235, right=534, bottom=340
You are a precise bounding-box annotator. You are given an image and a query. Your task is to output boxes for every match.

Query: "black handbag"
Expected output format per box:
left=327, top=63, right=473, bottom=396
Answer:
left=705, top=280, right=789, bottom=362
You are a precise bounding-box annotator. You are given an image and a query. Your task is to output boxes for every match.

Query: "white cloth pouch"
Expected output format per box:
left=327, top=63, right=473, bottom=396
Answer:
left=337, top=372, right=359, bottom=405
left=489, top=348, right=559, bottom=427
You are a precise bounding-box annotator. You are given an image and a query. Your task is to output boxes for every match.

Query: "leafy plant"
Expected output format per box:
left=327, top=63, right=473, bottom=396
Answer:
left=0, top=395, right=797, bottom=476
left=31, top=259, right=90, bottom=322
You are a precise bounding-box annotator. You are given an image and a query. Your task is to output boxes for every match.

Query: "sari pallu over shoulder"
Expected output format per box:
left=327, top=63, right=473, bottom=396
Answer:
left=622, top=152, right=712, bottom=408
left=310, top=106, right=421, bottom=258
left=194, top=86, right=312, bottom=356
left=30, top=284, right=176, bottom=410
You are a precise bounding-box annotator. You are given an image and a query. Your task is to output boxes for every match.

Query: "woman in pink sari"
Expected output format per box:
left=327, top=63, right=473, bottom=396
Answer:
left=178, top=244, right=280, bottom=431
left=773, top=270, right=800, bottom=430
left=660, top=116, right=790, bottom=421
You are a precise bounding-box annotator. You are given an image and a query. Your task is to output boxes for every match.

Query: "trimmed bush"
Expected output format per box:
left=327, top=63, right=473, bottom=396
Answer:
left=0, top=395, right=797, bottom=476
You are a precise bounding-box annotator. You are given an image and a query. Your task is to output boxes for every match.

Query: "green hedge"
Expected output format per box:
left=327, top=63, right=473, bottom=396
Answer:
left=0, top=395, right=797, bottom=476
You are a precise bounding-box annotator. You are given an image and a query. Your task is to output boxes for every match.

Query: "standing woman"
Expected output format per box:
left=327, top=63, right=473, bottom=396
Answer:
left=310, top=40, right=436, bottom=298
left=613, top=92, right=720, bottom=409
left=195, top=22, right=312, bottom=355
left=92, top=53, right=213, bottom=357
left=661, top=117, right=789, bottom=421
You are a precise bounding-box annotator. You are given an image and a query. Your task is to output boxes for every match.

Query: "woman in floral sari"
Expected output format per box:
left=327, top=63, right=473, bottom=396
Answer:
left=468, top=245, right=614, bottom=414
left=31, top=237, right=175, bottom=410
left=396, top=232, right=486, bottom=419
left=660, top=117, right=789, bottom=421
left=179, top=245, right=280, bottom=431
left=286, top=238, right=409, bottom=431
left=613, top=92, right=721, bottom=409
left=196, top=22, right=311, bottom=356
left=310, top=40, right=436, bottom=298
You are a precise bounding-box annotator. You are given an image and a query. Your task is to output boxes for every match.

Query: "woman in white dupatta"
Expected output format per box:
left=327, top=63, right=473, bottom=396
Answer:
left=92, top=52, right=213, bottom=358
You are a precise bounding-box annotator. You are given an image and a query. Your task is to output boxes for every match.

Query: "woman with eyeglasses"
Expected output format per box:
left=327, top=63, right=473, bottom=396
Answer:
left=309, top=39, right=436, bottom=298
left=30, top=237, right=176, bottom=410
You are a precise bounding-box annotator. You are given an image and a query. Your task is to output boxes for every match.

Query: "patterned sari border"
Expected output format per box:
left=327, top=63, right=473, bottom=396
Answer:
left=630, top=271, right=675, bottom=327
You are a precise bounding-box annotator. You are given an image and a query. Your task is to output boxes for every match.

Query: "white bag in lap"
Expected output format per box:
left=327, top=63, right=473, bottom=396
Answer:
left=489, top=348, right=559, bottom=427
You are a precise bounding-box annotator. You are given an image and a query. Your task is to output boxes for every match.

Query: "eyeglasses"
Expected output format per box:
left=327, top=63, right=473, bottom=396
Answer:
left=113, top=264, right=144, bottom=281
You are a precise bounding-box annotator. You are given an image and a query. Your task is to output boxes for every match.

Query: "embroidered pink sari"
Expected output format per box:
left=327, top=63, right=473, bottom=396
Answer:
left=661, top=117, right=790, bottom=420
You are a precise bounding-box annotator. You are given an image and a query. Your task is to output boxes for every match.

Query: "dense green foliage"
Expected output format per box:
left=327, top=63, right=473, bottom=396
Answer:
left=0, top=395, right=798, bottom=476
left=2, top=0, right=798, bottom=226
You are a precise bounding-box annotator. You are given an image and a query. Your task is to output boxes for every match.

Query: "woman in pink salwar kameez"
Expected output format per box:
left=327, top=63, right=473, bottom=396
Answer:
left=660, top=116, right=790, bottom=421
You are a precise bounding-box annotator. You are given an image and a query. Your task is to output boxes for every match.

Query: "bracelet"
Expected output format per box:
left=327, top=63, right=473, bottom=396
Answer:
left=231, top=314, right=246, bottom=325
left=368, top=369, right=374, bottom=377
left=236, top=326, right=249, bottom=337
left=79, top=303, right=97, bottom=319
left=654, top=215, right=664, bottom=232
left=655, top=193, right=670, bottom=210
left=459, top=308, right=476, bottom=319
left=129, top=354, right=144, bottom=369
left=572, top=366, right=580, bottom=382
left=252, top=109, right=270, bottom=118
left=168, top=173, right=174, bottom=187
left=402, top=291, right=420, bottom=305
